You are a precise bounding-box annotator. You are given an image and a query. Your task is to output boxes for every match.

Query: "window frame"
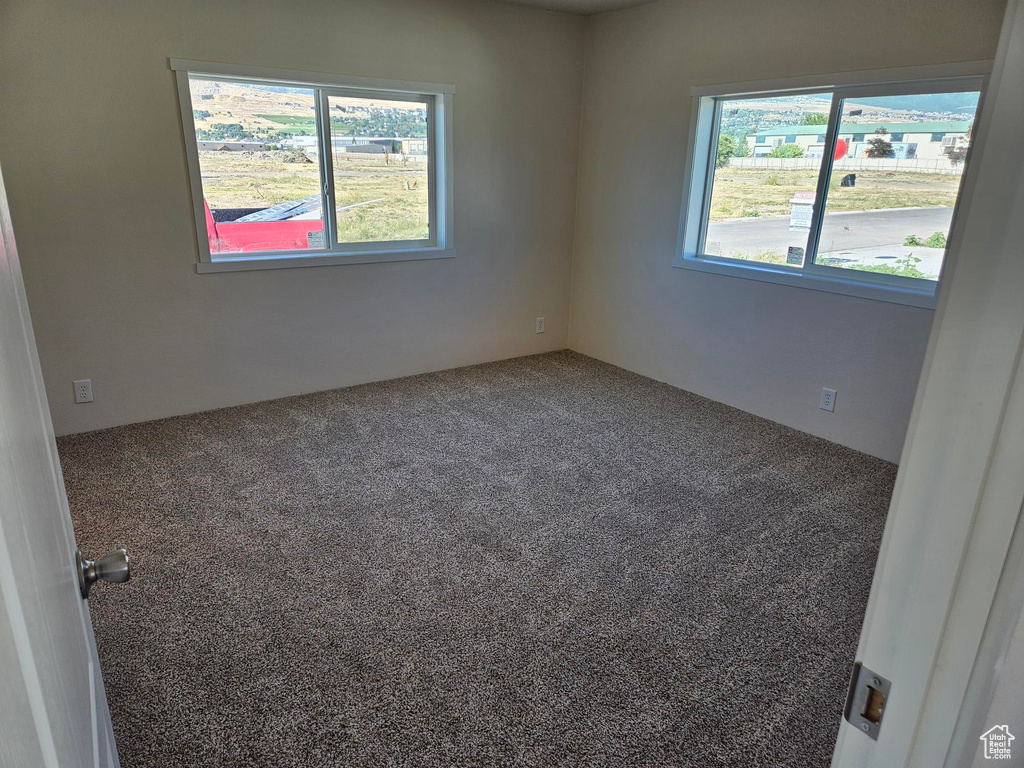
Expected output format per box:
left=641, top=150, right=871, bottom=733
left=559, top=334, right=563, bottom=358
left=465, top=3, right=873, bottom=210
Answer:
left=171, top=59, right=455, bottom=273
left=673, top=61, right=990, bottom=308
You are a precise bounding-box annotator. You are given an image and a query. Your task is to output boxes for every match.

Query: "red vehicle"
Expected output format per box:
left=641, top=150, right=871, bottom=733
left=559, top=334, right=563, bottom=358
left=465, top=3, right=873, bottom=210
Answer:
left=204, top=196, right=324, bottom=254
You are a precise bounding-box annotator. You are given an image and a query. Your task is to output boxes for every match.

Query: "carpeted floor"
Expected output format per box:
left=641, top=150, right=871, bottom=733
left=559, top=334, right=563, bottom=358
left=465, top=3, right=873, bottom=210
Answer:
left=61, top=351, right=895, bottom=768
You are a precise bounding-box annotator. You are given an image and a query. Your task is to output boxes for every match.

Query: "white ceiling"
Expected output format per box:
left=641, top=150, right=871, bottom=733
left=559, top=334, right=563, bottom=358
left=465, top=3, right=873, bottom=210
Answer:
left=486, top=0, right=657, bottom=14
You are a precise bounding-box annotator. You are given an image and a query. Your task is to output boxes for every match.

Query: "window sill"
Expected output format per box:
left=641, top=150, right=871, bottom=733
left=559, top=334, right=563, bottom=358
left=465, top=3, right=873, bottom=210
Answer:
left=671, top=254, right=938, bottom=309
left=196, top=247, right=455, bottom=274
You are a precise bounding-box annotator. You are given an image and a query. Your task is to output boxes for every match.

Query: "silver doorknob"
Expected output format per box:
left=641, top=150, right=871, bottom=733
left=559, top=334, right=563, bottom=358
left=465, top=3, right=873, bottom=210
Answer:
left=76, top=548, right=130, bottom=599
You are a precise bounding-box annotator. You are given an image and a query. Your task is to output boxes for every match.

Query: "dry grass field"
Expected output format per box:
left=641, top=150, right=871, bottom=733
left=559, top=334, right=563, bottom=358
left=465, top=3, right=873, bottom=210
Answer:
left=197, top=154, right=961, bottom=247
left=198, top=150, right=429, bottom=242
left=707, top=168, right=963, bottom=221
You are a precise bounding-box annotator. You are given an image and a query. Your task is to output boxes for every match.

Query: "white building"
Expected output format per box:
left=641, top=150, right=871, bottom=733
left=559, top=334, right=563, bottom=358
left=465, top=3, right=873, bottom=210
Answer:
left=746, top=120, right=972, bottom=161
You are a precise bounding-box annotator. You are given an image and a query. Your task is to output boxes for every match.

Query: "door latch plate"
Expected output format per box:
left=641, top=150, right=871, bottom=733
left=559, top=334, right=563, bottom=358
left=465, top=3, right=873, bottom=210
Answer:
left=844, top=662, right=891, bottom=741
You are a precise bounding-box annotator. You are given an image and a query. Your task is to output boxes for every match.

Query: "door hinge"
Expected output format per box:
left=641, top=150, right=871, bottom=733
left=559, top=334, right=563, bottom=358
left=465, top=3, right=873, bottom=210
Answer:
left=844, top=662, right=891, bottom=741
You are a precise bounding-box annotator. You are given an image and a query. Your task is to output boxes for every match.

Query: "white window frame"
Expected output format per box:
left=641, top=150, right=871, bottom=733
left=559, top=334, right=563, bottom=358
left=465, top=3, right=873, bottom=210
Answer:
left=673, top=61, right=991, bottom=308
left=170, top=59, right=455, bottom=273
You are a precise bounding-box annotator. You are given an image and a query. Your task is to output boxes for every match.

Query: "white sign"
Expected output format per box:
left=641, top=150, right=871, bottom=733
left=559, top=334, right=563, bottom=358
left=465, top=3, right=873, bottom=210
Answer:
left=789, top=191, right=816, bottom=233
left=980, top=725, right=1015, bottom=760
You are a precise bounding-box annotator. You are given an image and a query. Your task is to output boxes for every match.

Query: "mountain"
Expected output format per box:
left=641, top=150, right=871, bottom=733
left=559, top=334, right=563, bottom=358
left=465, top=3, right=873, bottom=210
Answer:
left=851, top=92, right=979, bottom=115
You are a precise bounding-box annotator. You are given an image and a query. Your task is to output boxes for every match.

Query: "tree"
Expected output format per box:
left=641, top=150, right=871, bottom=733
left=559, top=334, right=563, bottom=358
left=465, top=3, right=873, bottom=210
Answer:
left=733, top=138, right=751, bottom=158
left=865, top=127, right=895, bottom=158
left=766, top=143, right=804, bottom=158
left=802, top=112, right=829, bottom=125
left=947, top=146, right=969, bottom=168
left=716, top=134, right=737, bottom=168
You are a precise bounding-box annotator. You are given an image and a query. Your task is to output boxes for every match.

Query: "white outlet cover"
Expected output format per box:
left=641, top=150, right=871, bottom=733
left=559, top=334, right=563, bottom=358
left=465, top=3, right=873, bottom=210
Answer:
left=73, top=379, right=94, bottom=404
left=820, top=387, right=837, bottom=412
left=536, top=317, right=546, bottom=334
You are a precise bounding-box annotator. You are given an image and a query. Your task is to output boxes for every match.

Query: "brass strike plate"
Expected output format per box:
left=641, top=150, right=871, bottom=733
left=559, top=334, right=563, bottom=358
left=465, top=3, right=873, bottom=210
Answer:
left=844, top=662, right=891, bottom=741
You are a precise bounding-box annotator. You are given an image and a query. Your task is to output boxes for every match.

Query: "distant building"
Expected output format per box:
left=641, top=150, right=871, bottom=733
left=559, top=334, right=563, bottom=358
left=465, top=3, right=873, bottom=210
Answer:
left=745, top=121, right=972, bottom=161
left=280, top=136, right=426, bottom=155
left=196, top=141, right=268, bottom=152
left=339, top=143, right=387, bottom=154
left=401, top=138, right=428, bottom=155
left=338, top=139, right=409, bottom=154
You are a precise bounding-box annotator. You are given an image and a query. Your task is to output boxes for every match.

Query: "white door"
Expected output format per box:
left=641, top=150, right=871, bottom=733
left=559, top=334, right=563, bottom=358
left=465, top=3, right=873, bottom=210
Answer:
left=831, top=0, right=1024, bottom=765
left=0, top=162, right=121, bottom=767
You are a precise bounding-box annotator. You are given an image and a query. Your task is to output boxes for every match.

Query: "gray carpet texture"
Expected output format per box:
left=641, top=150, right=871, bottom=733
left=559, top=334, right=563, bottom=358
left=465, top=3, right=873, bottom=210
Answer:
left=60, top=351, right=895, bottom=768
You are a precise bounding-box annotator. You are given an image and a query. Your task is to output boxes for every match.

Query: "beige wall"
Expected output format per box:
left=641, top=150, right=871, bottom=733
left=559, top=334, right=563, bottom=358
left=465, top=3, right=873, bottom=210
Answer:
left=0, top=0, right=584, bottom=435
left=569, top=0, right=1006, bottom=461
left=0, top=0, right=1009, bottom=460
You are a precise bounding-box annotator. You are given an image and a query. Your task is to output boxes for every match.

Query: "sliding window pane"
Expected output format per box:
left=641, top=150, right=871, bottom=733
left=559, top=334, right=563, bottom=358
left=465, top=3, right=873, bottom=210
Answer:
left=813, top=91, right=980, bottom=281
left=189, top=77, right=325, bottom=254
left=703, top=92, right=831, bottom=267
left=327, top=95, right=430, bottom=243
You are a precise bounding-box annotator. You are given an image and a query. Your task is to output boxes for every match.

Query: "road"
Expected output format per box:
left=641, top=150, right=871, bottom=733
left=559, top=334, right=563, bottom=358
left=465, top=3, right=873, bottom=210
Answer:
left=705, top=207, right=953, bottom=276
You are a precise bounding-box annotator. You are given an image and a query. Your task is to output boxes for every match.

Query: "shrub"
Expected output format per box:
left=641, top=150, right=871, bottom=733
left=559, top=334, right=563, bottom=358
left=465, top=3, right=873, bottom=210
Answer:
left=926, top=231, right=948, bottom=248
left=730, top=249, right=786, bottom=264
left=904, top=234, right=925, bottom=246
left=947, top=146, right=968, bottom=168
left=849, top=263, right=931, bottom=279
left=750, top=249, right=786, bottom=264
left=764, top=175, right=779, bottom=186
left=849, top=253, right=930, bottom=279
left=766, top=143, right=804, bottom=159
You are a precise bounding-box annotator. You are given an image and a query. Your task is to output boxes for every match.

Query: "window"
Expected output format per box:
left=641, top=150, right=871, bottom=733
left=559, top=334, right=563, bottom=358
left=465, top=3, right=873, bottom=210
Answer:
left=172, top=60, right=454, bottom=272
left=931, top=132, right=947, bottom=142
left=675, top=64, right=985, bottom=306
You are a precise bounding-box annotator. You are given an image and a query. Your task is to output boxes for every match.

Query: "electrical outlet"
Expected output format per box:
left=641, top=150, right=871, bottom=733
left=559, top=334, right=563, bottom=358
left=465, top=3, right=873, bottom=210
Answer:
left=535, top=317, right=546, bottom=334
left=73, top=379, right=94, bottom=404
left=820, top=387, right=836, bottom=412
